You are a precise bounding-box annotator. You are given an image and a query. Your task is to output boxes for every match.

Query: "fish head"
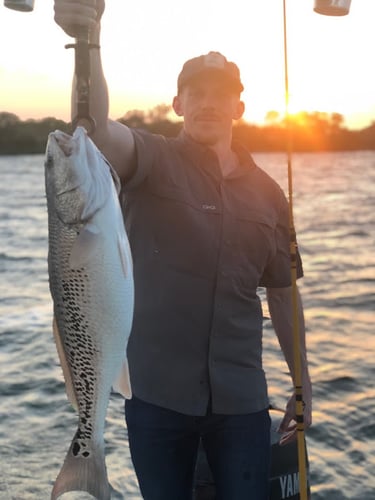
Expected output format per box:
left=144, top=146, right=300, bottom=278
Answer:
left=45, top=127, right=113, bottom=225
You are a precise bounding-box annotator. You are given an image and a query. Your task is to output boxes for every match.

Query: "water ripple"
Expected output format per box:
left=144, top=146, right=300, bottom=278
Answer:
left=1, top=152, right=374, bottom=498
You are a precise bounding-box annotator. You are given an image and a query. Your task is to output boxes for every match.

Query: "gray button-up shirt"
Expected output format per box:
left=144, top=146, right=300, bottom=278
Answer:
left=121, top=130, right=302, bottom=416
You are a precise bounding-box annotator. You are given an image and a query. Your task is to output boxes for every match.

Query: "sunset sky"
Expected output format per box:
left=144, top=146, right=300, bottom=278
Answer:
left=1, top=0, right=374, bottom=129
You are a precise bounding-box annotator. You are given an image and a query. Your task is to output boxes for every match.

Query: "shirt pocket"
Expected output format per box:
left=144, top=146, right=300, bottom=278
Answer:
left=143, top=182, right=222, bottom=280
left=229, top=208, right=278, bottom=289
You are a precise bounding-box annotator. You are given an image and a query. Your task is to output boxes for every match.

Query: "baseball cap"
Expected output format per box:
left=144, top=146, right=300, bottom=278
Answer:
left=177, top=51, right=244, bottom=93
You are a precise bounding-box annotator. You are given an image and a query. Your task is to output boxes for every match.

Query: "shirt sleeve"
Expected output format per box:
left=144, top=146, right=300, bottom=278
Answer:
left=121, top=129, right=157, bottom=192
left=259, top=189, right=304, bottom=288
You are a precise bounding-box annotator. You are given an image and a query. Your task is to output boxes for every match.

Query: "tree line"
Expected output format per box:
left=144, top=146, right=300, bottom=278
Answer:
left=0, top=107, right=374, bottom=155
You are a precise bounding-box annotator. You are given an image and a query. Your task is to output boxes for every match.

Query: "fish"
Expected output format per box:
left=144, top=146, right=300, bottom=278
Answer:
left=45, top=126, right=134, bottom=500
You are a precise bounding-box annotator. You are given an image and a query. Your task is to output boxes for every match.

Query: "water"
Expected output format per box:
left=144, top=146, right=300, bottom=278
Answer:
left=0, top=151, right=374, bottom=499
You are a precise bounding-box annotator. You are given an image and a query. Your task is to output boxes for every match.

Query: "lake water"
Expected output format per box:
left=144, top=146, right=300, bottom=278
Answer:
left=0, top=151, right=374, bottom=499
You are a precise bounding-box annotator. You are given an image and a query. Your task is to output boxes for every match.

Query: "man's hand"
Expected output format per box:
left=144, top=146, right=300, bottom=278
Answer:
left=54, top=0, right=105, bottom=38
left=278, top=386, right=312, bottom=446
left=266, top=285, right=312, bottom=446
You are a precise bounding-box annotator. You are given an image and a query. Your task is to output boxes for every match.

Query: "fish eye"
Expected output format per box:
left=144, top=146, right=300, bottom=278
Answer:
left=45, top=154, right=54, bottom=169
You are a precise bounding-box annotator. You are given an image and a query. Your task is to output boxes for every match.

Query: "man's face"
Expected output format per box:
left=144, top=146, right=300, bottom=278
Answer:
left=173, top=75, right=244, bottom=146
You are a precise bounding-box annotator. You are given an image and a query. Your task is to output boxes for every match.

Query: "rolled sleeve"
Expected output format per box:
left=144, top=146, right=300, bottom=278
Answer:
left=259, top=191, right=303, bottom=288
left=121, top=129, right=156, bottom=192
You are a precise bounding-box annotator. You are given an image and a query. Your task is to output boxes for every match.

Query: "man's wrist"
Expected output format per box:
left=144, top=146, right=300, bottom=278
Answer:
left=89, top=24, right=101, bottom=45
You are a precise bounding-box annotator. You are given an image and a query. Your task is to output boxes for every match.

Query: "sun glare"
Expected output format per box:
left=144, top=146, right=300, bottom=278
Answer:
left=0, top=1, right=374, bottom=129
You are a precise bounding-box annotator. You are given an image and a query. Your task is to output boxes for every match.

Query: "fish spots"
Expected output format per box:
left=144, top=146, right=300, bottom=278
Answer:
left=59, top=268, right=98, bottom=450
left=72, top=438, right=91, bottom=459
left=80, top=370, right=92, bottom=392
left=72, top=441, right=81, bottom=457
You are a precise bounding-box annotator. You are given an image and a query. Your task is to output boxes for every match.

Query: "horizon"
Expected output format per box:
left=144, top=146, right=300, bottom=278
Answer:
left=1, top=106, right=374, bottom=132
left=1, top=0, right=375, bottom=130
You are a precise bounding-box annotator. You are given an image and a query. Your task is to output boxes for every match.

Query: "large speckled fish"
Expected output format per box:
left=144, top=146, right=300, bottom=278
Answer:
left=45, top=126, right=134, bottom=500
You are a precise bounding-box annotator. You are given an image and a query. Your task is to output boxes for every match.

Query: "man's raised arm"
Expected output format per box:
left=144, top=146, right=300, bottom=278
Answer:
left=54, top=0, right=135, bottom=181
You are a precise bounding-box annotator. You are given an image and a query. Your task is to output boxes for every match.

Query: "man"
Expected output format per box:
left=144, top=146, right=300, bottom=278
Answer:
left=54, top=2, right=312, bottom=499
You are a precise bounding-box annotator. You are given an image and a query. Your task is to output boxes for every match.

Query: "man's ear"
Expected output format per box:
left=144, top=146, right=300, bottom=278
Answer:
left=172, top=95, right=184, bottom=117
left=233, top=100, right=245, bottom=120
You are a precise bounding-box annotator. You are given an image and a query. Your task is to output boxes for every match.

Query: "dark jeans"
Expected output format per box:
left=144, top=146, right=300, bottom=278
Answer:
left=125, top=396, right=271, bottom=500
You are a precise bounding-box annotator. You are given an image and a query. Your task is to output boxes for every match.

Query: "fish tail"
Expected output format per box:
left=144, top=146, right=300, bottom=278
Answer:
left=51, top=438, right=110, bottom=500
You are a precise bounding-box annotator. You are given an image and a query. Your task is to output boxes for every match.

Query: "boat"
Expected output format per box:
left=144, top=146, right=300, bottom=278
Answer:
left=193, top=407, right=310, bottom=500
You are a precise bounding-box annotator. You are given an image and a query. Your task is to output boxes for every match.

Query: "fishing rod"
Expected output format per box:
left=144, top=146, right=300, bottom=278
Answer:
left=282, top=4, right=308, bottom=498
left=283, top=1, right=352, bottom=499
left=65, top=26, right=97, bottom=134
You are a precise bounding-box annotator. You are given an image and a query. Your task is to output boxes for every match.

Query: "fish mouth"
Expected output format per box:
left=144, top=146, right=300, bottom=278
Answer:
left=54, top=130, right=76, bottom=156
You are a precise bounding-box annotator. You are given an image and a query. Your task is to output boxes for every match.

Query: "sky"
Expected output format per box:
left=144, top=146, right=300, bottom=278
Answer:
left=0, top=0, right=374, bottom=129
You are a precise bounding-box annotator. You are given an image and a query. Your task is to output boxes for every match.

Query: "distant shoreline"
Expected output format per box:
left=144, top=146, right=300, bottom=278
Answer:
left=1, top=110, right=374, bottom=155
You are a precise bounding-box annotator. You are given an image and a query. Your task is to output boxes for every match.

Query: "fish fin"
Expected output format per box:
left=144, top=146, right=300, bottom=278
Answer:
left=112, top=358, right=132, bottom=399
left=69, top=223, right=101, bottom=269
left=51, top=438, right=111, bottom=500
left=52, top=317, right=78, bottom=411
left=118, top=232, right=132, bottom=278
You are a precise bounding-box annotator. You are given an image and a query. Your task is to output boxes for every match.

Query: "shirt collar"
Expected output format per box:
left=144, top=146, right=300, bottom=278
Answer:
left=176, top=129, right=256, bottom=178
